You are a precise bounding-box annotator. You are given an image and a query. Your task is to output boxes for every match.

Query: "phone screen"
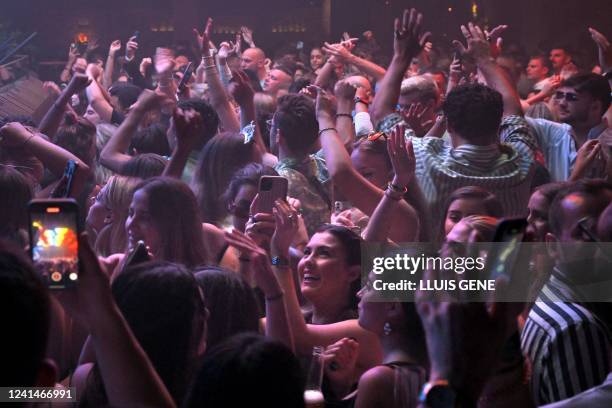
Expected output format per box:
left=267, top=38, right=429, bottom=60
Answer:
left=486, top=219, right=527, bottom=281
left=29, top=203, right=79, bottom=288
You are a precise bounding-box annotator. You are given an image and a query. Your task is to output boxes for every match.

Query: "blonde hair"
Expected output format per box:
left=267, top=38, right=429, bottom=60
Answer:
left=95, top=176, right=141, bottom=256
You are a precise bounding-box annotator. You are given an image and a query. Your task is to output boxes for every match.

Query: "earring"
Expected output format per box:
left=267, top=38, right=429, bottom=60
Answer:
left=383, top=322, right=392, bottom=336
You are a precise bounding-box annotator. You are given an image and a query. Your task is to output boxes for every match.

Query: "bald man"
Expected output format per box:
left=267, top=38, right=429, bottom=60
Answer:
left=241, top=47, right=268, bottom=87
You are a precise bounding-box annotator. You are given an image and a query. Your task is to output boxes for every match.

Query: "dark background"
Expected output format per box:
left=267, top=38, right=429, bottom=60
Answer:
left=4, top=0, right=612, bottom=76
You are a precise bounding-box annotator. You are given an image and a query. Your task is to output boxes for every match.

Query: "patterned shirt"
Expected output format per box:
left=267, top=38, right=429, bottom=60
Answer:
left=521, top=270, right=611, bottom=405
left=379, top=114, right=539, bottom=233
left=526, top=118, right=608, bottom=182
left=275, top=150, right=332, bottom=236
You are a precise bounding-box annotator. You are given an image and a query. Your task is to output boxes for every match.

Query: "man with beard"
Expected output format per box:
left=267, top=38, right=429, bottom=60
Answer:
left=521, top=179, right=612, bottom=405
left=526, top=73, right=610, bottom=181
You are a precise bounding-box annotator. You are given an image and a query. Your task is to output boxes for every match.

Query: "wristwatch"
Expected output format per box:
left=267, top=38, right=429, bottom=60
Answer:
left=271, top=256, right=290, bottom=267
left=418, top=380, right=457, bottom=408
left=354, top=96, right=369, bottom=107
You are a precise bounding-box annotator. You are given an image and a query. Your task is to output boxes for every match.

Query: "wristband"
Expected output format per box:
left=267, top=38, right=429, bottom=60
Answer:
left=271, top=256, right=290, bottom=267
left=335, top=113, right=353, bottom=120
left=387, top=182, right=408, bottom=194
left=354, top=97, right=369, bottom=107
left=318, top=127, right=336, bottom=137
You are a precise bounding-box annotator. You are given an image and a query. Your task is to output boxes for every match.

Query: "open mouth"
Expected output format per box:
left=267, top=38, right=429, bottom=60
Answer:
left=302, top=274, right=321, bottom=284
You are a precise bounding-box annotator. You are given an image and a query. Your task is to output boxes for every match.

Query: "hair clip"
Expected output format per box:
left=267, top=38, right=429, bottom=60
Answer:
left=241, top=121, right=256, bottom=144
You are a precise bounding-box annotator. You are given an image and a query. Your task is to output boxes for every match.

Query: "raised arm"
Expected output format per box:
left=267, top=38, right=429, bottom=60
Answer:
left=363, top=125, right=418, bottom=243
left=454, top=23, right=522, bottom=117
left=102, top=40, right=121, bottom=90
left=334, top=80, right=357, bottom=147
left=370, top=9, right=431, bottom=125
left=0, top=122, right=92, bottom=198
left=39, top=74, right=92, bottom=138
left=194, top=18, right=240, bottom=132
left=323, top=42, right=386, bottom=82
left=228, top=210, right=381, bottom=371
left=60, top=44, right=78, bottom=83
left=59, top=234, right=176, bottom=408
left=100, top=90, right=168, bottom=173
left=225, top=219, right=295, bottom=352
left=312, top=86, right=419, bottom=242
left=86, top=64, right=114, bottom=124
left=163, top=108, right=202, bottom=178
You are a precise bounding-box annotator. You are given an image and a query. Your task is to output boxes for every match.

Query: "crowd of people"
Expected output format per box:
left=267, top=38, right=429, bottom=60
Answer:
left=2, top=5, right=612, bottom=407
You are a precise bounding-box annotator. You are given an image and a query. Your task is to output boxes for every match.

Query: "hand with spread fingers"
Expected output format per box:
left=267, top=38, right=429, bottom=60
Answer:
left=228, top=70, right=255, bottom=107
left=387, top=124, right=416, bottom=187
left=193, top=17, right=214, bottom=56
left=393, top=8, right=432, bottom=62
left=453, top=22, right=493, bottom=64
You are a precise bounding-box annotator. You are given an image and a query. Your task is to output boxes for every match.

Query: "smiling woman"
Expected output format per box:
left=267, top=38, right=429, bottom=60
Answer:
left=298, top=224, right=362, bottom=325
left=123, top=176, right=211, bottom=268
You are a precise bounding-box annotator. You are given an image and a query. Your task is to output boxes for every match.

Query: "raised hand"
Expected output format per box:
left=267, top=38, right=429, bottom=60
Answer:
left=246, top=193, right=276, bottom=248
left=271, top=199, right=299, bottom=257
left=308, top=85, right=336, bottom=120
left=66, top=72, right=93, bottom=95
left=139, top=57, right=152, bottom=76
left=323, top=41, right=354, bottom=64
left=453, top=22, right=492, bottom=64
left=126, top=36, right=139, bottom=60
left=393, top=8, right=431, bottom=62
left=43, top=81, right=62, bottom=97
left=387, top=124, right=416, bottom=187
left=154, top=47, right=175, bottom=74
left=228, top=70, right=255, bottom=107
left=109, top=40, right=121, bottom=56
left=570, top=139, right=603, bottom=181
left=402, top=103, right=433, bottom=137
left=133, top=88, right=174, bottom=113
left=194, top=18, right=213, bottom=56
left=589, top=27, right=612, bottom=72
left=173, top=107, right=203, bottom=152
left=68, top=43, right=79, bottom=61
left=485, top=25, right=507, bottom=58
left=86, top=63, right=102, bottom=80
left=224, top=228, right=284, bottom=298
left=334, top=79, right=357, bottom=102
left=218, top=41, right=238, bottom=60
left=241, top=26, right=255, bottom=48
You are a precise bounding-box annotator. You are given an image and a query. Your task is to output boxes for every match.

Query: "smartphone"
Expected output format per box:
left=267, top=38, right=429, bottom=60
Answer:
left=453, top=50, right=462, bottom=63
left=177, top=62, right=194, bottom=93
left=334, top=201, right=352, bottom=215
left=28, top=199, right=80, bottom=289
left=53, top=160, right=78, bottom=198
left=131, top=31, right=140, bottom=41
left=122, top=240, right=151, bottom=272
left=76, top=41, right=88, bottom=56
left=486, top=218, right=528, bottom=281
left=255, top=176, right=288, bottom=214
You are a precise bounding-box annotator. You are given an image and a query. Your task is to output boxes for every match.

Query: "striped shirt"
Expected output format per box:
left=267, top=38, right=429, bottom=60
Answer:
left=521, top=271, right=611, bottom=405
left=397, top=114, right=538, bottom=233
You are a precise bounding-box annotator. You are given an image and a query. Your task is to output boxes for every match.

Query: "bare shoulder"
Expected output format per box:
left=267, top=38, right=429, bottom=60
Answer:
left=355, top=365, right=396, bottom=408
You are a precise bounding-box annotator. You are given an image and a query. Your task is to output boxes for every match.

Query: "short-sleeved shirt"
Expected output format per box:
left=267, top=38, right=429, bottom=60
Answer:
left=275, top=150, right=332, bottom=236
